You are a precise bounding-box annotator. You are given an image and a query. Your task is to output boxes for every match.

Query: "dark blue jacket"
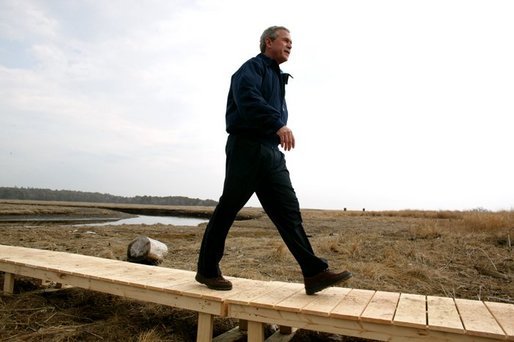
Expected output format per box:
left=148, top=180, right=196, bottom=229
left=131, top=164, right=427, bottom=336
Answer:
left=225, top=53, right=291, bottom=145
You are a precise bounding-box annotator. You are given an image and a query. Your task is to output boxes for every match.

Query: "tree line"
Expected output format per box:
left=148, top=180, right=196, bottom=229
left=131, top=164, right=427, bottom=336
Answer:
left=0, top=187, right=217, bottom=207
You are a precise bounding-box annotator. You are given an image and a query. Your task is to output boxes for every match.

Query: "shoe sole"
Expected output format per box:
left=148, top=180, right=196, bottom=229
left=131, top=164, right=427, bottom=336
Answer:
left=195, top=274, right=232, bottom=291
left=305, top=271, right=353, bottom=295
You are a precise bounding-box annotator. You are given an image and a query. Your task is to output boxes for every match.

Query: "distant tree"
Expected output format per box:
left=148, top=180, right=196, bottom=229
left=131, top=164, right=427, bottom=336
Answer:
left=0, top=187, right=217, bottom=206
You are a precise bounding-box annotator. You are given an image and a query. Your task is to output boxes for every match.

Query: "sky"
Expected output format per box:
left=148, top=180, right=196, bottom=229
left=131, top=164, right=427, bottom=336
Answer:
left=1, top=0, right=513, bottom=211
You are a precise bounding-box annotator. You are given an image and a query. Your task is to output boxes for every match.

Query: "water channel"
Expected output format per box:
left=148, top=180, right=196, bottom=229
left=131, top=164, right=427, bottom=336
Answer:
left=79, top=215, right=208, bottom=227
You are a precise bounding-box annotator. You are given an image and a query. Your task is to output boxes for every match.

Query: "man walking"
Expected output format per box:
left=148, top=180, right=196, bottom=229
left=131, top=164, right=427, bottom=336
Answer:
left=196, top=26, right=352, bottom=295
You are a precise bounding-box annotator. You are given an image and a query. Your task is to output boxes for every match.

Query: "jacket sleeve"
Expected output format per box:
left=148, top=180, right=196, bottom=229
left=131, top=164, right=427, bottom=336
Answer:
left=231, top=60, right=285, bottom=135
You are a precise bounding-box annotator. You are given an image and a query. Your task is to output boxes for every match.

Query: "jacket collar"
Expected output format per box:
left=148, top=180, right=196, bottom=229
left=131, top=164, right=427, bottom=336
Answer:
left=257, top=53, right=280, bottom=68
left=257, top=53, right=293, bottom=83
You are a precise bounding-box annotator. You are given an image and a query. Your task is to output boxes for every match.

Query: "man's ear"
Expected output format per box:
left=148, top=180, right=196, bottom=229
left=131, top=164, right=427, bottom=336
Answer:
left=265, top=37, right=273, bottom=49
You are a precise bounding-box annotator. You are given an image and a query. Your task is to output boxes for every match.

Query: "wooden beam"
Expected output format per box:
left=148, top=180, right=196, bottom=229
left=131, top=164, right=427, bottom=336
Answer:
left=266, top=327, right=297, bottom=342
left=278, top=326, right=292, bottom=334
left=212, top=326, right=245, bottom=342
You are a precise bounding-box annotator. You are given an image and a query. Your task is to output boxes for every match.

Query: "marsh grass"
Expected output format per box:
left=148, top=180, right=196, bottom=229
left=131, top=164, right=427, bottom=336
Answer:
left=460, top=210, right=514, bottom=232
left=137, top=328, right=162, bottom=342
left=1, top=201, right=513, bottom=341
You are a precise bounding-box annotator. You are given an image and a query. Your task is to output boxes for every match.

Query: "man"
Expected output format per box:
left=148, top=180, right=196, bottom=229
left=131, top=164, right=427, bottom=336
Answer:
left=196, top=26, right=352, bottom=295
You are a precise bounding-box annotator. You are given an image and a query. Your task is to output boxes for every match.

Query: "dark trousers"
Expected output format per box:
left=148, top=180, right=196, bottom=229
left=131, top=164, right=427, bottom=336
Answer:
left=197, top=135, right=328, bottom=278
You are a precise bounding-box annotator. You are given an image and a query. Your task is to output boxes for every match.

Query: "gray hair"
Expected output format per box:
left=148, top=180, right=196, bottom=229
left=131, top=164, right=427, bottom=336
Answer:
left=260, top=26, right=290, bottom=53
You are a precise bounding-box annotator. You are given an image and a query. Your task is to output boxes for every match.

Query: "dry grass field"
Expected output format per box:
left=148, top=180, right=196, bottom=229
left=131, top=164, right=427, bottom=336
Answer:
left=0, top=200, right=513, bottom=341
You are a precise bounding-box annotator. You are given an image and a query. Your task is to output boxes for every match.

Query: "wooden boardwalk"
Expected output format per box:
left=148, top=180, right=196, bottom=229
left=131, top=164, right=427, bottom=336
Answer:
left=1, top=244, right=513, bottom=341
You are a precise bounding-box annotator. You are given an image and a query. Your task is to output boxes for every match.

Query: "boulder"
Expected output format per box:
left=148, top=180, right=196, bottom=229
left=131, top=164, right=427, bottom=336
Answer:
left=127, top=236, right=168, bottom=265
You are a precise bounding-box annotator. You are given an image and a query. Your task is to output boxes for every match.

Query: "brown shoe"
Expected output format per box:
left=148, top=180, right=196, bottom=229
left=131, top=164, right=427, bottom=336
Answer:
left=304, top=269, right=352, bottom=295
left=195, top=273, right=233, bottom=291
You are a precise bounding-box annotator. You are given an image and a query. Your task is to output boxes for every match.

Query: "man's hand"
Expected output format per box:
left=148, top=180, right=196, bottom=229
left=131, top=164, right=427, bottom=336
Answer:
left=276, top=126, right=295, bottom=151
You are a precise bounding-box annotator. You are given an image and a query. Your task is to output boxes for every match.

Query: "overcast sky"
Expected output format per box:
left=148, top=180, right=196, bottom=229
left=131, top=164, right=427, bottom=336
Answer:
left=1, top=0, right=513, bottom=211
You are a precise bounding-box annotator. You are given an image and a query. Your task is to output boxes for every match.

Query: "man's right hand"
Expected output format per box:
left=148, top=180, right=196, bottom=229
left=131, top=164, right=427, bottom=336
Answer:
left=277, top=126, right=295, bottom=151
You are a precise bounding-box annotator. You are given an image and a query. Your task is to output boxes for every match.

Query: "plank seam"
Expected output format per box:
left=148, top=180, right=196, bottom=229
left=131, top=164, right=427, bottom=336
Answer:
left=453, top=297, right=470, bottom=337
left=483, top=301, right=508, bottom=338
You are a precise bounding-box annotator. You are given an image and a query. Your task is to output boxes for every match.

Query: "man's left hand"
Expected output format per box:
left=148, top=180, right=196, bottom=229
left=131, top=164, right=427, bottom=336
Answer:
left=277, top=126, right=295, bottom=151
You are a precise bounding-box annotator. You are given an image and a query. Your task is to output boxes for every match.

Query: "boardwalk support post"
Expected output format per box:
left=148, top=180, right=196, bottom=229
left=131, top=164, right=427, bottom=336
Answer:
left=197, top=312, right=214, bottom=342
left=247, top=320, right=264, bottom=342
left=3, top=272, right=14, bottom=294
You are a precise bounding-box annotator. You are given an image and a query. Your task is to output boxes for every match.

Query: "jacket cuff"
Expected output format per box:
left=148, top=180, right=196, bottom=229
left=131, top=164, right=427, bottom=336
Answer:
left=272, top=120, right=286, bottom=134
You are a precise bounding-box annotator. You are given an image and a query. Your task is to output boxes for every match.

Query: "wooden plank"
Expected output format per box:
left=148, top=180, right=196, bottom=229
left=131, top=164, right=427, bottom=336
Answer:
left=8, top=254, right=120, bottom=277
left=484, top=301, right=514, bottom=340
left=172, top=280, right=249, bottom=302
left=222, top=277, right=275, bottom=301
left=15, top=254, right=195, bottom=292
left=92, top=267, right=195, bottom=289
left=266, top=328, right=297, bottom=342
left=359, top=320, right=502, bottom=342
left=3, top=272, right=15, bottom=294
left=426, top=296, right=464, bottom=334
left=4, top=251, right=58, bottom=265
left=273, top=286, right=319, bottom=313
left=226, top=280, right=287, bottom=305
left=148, top=273, right=198, bottom=290
left=361, top=291, right=400, bottom=324
left=69, top=261, right=158, bottom=276
left=301, top=286, right=350, bottom=317
left=0, top=263, right=225, bottom=316
left=330, top=288, right=375, bottom=320
left=247, top=282, right=303, bottom=309
left=121, top=272, right=194, bottom=291
left=72, top=265, right=146, bottom=284
left=74, top=264, right=194, bottom=293
left=455, top=298, right=506, bottom=339
left=393, top=293, right=427, bottom=328
left=0, top=245, right=37, bottom=260
left=3, top=249, right=106, bottom=270
left=197, top=312, right=214, bottom=342
left=0, top=247, right=194, bottom=284
left=0, top=245, right=197, bottom=291
left=145, top=276, right=196, bottom=292
left=229, top=303, right=412, bottom=341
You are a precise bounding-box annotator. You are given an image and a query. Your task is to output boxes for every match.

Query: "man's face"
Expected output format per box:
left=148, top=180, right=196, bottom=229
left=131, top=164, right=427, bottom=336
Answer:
left=265, top=29, right=292, bottom=64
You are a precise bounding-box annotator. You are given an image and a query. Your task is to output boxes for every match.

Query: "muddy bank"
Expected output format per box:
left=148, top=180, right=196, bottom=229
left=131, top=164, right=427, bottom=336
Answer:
left=0, top=199, right=261, bottom=220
